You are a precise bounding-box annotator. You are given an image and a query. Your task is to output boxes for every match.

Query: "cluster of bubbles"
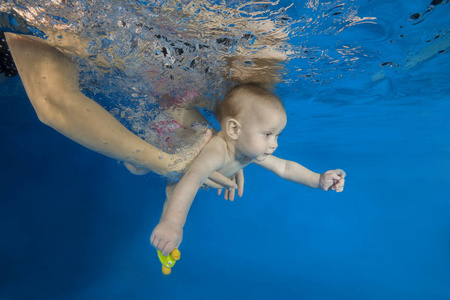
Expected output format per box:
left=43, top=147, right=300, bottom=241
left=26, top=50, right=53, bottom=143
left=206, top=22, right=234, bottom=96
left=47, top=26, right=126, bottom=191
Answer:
left=2, top=0, right=292, bottom=151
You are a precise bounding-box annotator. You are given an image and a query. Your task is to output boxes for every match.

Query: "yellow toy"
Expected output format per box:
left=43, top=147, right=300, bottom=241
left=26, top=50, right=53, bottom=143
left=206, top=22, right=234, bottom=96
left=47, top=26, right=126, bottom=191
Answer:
left=157, top=249, right=181, bottom=275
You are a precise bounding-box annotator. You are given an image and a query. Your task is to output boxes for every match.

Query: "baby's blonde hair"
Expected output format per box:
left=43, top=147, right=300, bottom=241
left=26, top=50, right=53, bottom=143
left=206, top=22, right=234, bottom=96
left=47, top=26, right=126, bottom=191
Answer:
left=214, top=83, right=283, bottom=124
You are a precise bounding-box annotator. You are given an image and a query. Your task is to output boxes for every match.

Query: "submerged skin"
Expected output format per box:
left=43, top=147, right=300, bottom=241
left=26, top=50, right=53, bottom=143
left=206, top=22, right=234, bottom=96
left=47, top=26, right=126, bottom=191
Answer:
left=3, top=0, right=288, bottom=181
left=3, top=0, right=288, bottom=179
left=3, top=2, right=300, bottom=259
left=5, top=32, right=242, bottom=188
left=151, top=87, right=346, bottom=256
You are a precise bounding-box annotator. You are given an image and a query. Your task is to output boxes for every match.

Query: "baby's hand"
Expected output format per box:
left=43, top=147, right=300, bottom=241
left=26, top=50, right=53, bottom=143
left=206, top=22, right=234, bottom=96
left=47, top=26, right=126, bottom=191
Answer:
left=319, top=169, right=346, bottom=192
left=150, top=220, right=183, bottom=256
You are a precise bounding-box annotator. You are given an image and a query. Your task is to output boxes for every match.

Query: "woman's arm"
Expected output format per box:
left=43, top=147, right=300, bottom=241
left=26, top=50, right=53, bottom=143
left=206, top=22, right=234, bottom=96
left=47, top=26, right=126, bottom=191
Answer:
left=5, top=33, right=208, bottom=176
left=6, top=33, right=185, bottom=175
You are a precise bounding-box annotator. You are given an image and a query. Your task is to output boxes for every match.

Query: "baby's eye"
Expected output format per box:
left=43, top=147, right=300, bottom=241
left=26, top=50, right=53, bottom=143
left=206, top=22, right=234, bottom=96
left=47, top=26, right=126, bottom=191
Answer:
left=264, top=133, right=272, bottom=137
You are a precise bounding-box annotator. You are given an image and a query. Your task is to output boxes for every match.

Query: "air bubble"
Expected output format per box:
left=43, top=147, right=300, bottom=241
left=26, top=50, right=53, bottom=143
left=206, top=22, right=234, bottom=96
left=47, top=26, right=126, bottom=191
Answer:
left=109, top=108, right=120, bottom=116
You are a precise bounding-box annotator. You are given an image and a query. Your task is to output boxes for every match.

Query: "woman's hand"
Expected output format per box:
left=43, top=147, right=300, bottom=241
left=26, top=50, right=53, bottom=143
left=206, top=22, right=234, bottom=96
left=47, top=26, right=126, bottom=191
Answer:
left=125, top=127, right=244, bottom=197
left=215, top=169, right=244, bottom=201
left=124, top=128, right=213, bottom=175
left=124, top=162, right=245, bottom=200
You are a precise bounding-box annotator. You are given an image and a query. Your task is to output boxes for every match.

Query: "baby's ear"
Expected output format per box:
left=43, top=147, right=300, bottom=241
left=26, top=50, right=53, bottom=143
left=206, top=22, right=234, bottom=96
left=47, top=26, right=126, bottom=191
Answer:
left=225, top=118, right=241, bottom=140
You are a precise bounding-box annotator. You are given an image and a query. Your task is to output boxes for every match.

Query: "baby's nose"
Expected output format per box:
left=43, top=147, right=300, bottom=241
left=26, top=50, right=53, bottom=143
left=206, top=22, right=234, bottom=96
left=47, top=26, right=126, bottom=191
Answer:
left=270, top=140, right=278, bottom=149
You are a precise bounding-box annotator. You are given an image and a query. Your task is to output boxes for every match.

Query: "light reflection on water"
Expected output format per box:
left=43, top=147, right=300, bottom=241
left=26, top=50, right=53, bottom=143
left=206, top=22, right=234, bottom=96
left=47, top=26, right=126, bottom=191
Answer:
left=1, top=0, right=449, bottom=150
left=3, top=0, right=448, bottom=103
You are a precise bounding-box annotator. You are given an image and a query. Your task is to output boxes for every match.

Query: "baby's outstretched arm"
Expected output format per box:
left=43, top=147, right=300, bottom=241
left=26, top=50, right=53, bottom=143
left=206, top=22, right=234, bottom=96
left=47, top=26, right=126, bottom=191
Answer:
left=150, top=141, right=226, bottom=256
left=256, top=156, right=346, bottom=192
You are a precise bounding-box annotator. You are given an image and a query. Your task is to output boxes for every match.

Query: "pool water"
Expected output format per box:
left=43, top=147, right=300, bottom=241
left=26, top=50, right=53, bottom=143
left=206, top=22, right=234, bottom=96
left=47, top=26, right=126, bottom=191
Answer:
left=1, top=0, right=450, bottom=299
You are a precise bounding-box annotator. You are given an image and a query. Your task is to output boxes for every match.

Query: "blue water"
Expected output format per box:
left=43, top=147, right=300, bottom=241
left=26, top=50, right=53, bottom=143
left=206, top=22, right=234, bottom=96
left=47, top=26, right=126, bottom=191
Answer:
left=1, top=0, right=450, bottom=299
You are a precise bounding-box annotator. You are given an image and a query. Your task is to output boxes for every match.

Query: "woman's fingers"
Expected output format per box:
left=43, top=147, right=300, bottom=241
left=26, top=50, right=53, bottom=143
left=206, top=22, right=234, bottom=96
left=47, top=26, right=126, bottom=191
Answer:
left=203, top=171, right=244, bottom=201
left=208, top=171, right=238, bottom=189
left=204, top=178, right=225, bottom=189
left=228, top=188, right=236, bottom=201
left=235, top=169, right=244, bottom=197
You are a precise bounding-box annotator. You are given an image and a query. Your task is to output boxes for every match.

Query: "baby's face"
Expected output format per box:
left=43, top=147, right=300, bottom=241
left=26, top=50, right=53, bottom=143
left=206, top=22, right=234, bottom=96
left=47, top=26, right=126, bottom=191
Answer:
left=236, top=103, right=287, bottom=162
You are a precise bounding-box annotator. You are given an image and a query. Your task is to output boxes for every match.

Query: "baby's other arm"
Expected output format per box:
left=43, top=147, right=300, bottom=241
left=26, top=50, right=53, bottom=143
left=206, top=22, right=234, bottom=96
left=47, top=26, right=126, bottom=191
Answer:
left=161, top=143, right=226, bottom=226
left=151, top=140, right=227, bottom=255
left=255, top=156, right=345, bottom=192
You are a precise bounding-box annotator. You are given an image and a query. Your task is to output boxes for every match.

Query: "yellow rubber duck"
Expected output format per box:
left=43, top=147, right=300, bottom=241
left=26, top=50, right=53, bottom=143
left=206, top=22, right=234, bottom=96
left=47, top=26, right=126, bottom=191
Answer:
left=157, top=249, right=181, bottom=275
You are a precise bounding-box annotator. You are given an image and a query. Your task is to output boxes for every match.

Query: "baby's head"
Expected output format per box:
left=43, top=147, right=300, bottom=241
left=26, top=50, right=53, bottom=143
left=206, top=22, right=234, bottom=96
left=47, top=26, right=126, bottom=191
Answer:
left=215, top=83, right=285, bottom=125
left=215, top=83, right=287, bottom=161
